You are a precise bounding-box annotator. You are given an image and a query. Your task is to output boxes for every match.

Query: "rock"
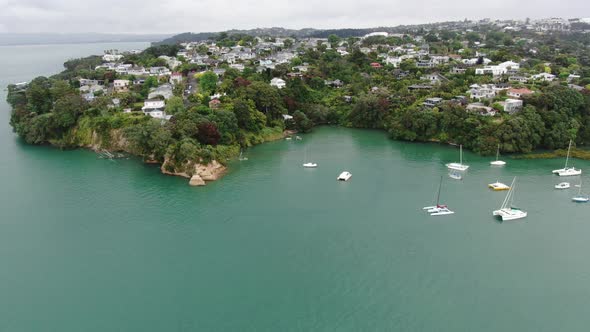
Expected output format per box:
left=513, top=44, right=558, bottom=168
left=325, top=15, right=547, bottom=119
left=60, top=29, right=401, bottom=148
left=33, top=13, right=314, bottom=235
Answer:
left=189, top=174, right=206, bottom=186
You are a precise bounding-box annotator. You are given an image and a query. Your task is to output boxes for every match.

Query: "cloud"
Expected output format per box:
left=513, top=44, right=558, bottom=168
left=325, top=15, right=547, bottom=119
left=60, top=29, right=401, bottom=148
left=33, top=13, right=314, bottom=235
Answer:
left=0, top=0, right=587, bottom=34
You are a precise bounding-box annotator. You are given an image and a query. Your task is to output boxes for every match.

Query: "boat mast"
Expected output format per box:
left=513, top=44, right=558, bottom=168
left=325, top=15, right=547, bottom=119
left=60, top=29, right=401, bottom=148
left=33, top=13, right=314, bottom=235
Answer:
left=496, top=144, right=500, bottom=161
left=501, top=177, right=516, bottom=209
left=460, top=145, right=463, bottom=165
left=565, top=140, right=572, bottom=168
left=436, top=175, right=443, bottom=206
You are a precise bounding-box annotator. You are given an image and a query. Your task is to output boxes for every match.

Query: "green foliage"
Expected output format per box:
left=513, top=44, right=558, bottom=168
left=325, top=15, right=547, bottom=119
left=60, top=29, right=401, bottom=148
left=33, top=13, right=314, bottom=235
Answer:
left=198, top=71, right=218, bottom=95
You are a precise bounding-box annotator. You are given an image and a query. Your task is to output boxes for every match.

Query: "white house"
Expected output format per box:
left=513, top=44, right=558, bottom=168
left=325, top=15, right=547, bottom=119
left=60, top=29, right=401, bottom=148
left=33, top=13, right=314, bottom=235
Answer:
left=385, top=56, right=402, bottom=67
left=531, top=72, right=556, bottom=81
left=270, top=78, right=286, bottom=89
left=475, top=61, right=520, bottom=76
left=113, top=79, right=130, bottom=92
left=142, top=99, right=171, bottom=120
left=102, top=53, right=123, bottom=62
left=501, top=99, right=523, bottom=114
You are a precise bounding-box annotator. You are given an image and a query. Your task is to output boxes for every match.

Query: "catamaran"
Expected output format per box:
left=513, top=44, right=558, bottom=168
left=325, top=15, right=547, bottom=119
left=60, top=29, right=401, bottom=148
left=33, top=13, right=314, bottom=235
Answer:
left=572, top=180, right=589, bottom=203
left=302, top=146, right=317, bottom=168
left=446, top=145, right=469, bottom=171
left=493, top=177, right=527, bottom=221
left=490, top=144, right=506, bottom=166
left=553, top=140, right=582, bottom=176
left=238, top=150, right=248, bottom=161
left=423, top=176, right=455, bottom=216
left=488, top=181, right=510, bottom=191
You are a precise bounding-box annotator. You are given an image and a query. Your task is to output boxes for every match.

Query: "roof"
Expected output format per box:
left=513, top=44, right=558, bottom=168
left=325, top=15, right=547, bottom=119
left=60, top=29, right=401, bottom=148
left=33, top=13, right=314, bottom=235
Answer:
left=508, top=88, right=534, bottom=94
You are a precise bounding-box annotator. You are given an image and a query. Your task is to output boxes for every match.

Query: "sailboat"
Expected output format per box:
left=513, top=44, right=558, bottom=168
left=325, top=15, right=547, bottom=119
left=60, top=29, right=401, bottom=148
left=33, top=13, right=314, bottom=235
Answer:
left=302, top=145, right=317, bottom=168
left=493, top=177, right=527, bottom=221
left=446, top=145, right=470, bottom=171
left=490, top=144, right=506, bottom=166
left=553, top=140, right=582, bottom=176
left=572, top=180, right=589, bottom=203
left=238, top=149, right=248, bottom=161
left=423, top=176, right=455, bottom=216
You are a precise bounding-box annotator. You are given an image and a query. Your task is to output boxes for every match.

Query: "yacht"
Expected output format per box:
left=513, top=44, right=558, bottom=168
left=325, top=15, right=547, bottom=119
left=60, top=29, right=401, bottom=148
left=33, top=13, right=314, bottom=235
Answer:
left=572, top=180, right=589, bottom=203
left=555, top=182, right=570, bottom=189
left=238, top=150, right=248, bottom=161
left=493, top=177, right=527, bottom=221
left=423, top=176, right=455, bottom=216
left=553, top=140, right=582, bottom=176
left=446, top=145, right=470, bottom=171
left=302, top=146, right=317, bottom=168
left=490, top=144, right=506, bottom=166
left=488, top=181, right=510, bottom=191
left=337, top=171, right=352, bottom=181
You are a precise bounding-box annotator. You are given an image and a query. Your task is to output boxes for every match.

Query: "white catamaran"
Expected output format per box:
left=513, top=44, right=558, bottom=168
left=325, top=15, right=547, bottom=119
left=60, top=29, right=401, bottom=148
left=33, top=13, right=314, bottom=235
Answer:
left=423, top=176, right=455, bottom=216
left=446, top=145, right=469, bottom=171
left=572, top=180, right=589, bottom=203
left=493, top=177, right=527, bottom=221
left=490, top=144, right=506, bottom=166
left=553, top=140, right=582, bottom=176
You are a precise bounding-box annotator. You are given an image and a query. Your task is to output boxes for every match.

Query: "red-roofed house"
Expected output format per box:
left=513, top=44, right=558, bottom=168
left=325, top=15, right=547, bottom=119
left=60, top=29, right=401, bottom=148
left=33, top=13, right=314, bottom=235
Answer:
left=507, top=88, right=534, bottom=99
left=209, top=99, right=221, bottom=109
left=170, top=72, right=183, bottom=85
left=370, top=62, right=382, bottom=69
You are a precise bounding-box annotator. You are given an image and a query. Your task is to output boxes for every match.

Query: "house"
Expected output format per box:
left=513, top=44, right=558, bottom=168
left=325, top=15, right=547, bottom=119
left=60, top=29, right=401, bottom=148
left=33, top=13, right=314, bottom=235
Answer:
left=148, top=84, right=174, bottom=100
left=270, top=78, right=286, bottom=89
left=292, top=65, right=308, bottom=72
left=475, top=61, right=520, bottom=76
left=213, top=68, right=226, bottom=76
left=567, top=74, right=581, bottom=83
left=450, top=67, right=466, bottom=75
left=466, top=103, right=497, bottom=116
left=531, top=72, right=556, bottom=81
left=149, top=67, right=171, bottom=77
left=102, top=53, right=123, bottom=62
left=467, top=84, right=496, bottom=100
left=325, top=79, right=344, bottom=88
left=170, top=72, right=183, bottom=85
left=82, top=93, right=95, bottom=102
left=209, top=99, right=221, bottom=109
left=385, top=56, right=402, bottom=67
left=416, top=60, right=434, bottom=68
left=507, top=88, right=534, bottom=98
left=79, top=78, right=101, bottom=86
left=113, top=79, right=130, bottom=93
left=508, top=75, right=529, bottom=83
left=142, top=99, right=171, bottom=120
left=79, top=84, right=104, bottom=94
left=421, top=73, right=448, bottom=85
left=370, top=62, right=382, bottom=69
left=423, top=97, right=443, bottom=108
left=500, top=99, right=523, bottom=114
left=158, top=55, right=182, bottom=69
left=229, top=63, right=245, bottom=71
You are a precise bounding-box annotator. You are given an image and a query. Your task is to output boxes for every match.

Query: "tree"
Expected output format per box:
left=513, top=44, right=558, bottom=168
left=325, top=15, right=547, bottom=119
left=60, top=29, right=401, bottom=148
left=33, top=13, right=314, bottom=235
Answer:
left=292, top=110, right=313, bottom=132
left=26, top=77, right=53, bottom=114
left=198, top=71, right=218, bottom=95
left=165, top=96, right=185, bottom=115
left=232, top=99, right=266, bottom=132
left=197, top=121, right=221, bottom=145
left=52, top=94, right=87, bottom=130
left=245, top=82, right=285, bottom=121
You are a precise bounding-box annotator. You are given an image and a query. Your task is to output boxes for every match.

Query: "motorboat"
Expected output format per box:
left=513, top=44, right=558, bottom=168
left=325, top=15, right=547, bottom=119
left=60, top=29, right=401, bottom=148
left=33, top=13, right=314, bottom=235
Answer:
left=337, top=171, right=352, bottom=181
left=555, top=182, right=570, bottom=189
left=303, top=162, right=318, bottom=168
left=488, top=182, right=510, bottom=191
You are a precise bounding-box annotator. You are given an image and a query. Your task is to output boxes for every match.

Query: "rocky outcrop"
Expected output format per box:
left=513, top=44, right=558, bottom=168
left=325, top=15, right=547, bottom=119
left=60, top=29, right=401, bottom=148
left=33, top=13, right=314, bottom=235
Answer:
left=161, top=158, right=227, bottom=186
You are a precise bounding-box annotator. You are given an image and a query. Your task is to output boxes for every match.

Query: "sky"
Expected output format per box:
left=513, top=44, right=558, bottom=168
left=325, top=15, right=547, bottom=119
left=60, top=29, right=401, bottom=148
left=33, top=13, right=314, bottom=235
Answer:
left=0, top=0, right=588, bottom=34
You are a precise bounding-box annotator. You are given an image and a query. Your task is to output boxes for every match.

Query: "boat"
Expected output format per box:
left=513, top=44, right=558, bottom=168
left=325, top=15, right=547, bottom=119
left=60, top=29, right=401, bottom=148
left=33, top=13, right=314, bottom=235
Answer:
left=302, top=146, right=317, bottom=168
left=295, top=136, right=302, bottom=140
left=446, top=145, right=470, bottom=171
left=449, top=172, right=462, bottom=180
left=553, top=140, right=582, bottom=176
left=492, top=177, right=527, bottom=221
left=423, top=176, right=455, bottom=216
left=488, top=181, right=510, bottom=191
left=572, top=180, right=589, bottom=202
left=490, top=144, right=506, bottom=166
left=285, top=137, right=292, bottom=140
left=337, top=171, right=352, bottom=181
left=555, top=182, right=570, bottom=189
left=238, top=150, right=248, bottom=161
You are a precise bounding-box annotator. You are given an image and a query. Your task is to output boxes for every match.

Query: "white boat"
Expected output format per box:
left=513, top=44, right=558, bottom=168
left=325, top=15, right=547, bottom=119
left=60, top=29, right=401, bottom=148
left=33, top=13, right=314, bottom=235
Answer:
left=423, top=176, right=455, bottom=216
left=285, top=137, right=292, bottom=140
left=490, top=144, right=506, bottom=166
left=555, top=182, right=570, bottom=189
left=302, top=146, right=317, bottom=168
left=572, top=180, right=589, bottom=202
left=449, top=172, right=462, bottom=180
left=337, top=171, right=352, bottom=181
left=553, top=140, right=582, bottom=176
left=295, top=136, right=302, bottom=140
left=446, top=145, right=470, bottom=171
left=488, top=181, right=510, bottom=191
left=238, top=150, right=248, bottom=161
left=492, top=177, right=527, bottom=221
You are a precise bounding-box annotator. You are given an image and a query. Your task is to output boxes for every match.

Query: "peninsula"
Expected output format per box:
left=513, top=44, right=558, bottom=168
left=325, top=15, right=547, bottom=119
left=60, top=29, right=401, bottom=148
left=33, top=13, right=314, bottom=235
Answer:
left=7, top=18, right=590, bottom=185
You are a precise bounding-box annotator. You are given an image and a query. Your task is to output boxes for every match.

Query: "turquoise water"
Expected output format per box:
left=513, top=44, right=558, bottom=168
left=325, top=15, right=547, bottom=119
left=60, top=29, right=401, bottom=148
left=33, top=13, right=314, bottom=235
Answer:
left=1, top=43, right=590, bottom=331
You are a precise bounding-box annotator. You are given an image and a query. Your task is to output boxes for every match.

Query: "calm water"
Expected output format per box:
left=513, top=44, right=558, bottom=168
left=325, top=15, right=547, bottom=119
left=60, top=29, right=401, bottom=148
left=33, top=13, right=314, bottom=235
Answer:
left=2, top=43, right=590, bottom=332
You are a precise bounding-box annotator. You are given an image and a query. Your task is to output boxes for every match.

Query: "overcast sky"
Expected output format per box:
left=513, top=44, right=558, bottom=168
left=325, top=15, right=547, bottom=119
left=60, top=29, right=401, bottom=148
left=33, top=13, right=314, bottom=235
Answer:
left=0, top=0, right=588, bottom=34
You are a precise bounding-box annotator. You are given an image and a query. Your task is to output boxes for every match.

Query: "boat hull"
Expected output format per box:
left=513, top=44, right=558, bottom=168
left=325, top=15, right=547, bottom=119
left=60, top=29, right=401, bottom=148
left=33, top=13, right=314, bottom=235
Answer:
left=488, top=183, right=510, bottom=191
left=555, top=182, right=570, bottom=189
left=446, top=163, right=469, bottom=171
left=303, top=163, right=317, bottom=168
left=337, top=172, right=352, bottom=181
left=572, top=196, right=590, bottom=203
left=490, top=161, right=506, bottom=166
left=493, top=208, right=527, bottom=221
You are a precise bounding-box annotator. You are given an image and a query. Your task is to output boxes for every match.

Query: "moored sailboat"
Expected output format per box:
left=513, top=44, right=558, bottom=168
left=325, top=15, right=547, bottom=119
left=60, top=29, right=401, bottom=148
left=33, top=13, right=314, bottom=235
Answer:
left=553, top=140, right=582, bottom=176
left=446, top=145, right=469, bottom=171
left=423, top=176, right=455, bottom=216
left=572, top=180, right=589, bottom=203
left=492, top=177, right=527, bottom=221
left=490, top=144, right=506, bottom=166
